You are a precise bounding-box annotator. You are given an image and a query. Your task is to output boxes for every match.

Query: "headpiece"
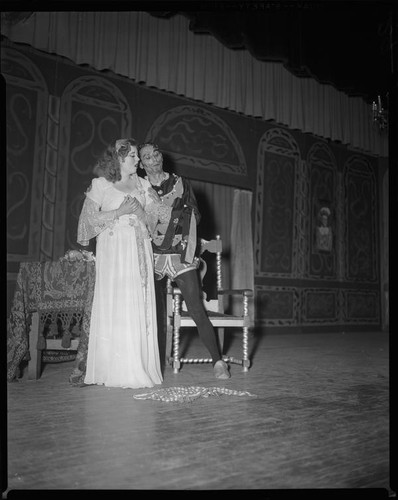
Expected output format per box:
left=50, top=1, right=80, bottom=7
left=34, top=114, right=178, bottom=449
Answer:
left=319, top=207, right=331, bottom=217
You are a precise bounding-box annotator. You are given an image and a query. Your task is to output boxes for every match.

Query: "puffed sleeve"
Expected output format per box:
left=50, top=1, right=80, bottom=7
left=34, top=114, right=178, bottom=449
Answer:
left=77, top=178, right=118, bottom=246
left=181, top=177, right=201, bottom=224
left=85, top=176, right=106, bottom=205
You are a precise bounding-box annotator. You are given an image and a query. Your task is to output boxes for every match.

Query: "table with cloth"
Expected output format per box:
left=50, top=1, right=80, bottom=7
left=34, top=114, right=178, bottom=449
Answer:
left=7, top=252, right=96, bottom=384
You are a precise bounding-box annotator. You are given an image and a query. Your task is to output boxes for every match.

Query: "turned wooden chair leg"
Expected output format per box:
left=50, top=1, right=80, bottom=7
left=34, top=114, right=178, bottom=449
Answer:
left=172, top=323, right=181, bottom=373
left=28, top=312, right=42, bottom=380
left=165, top=323, right=173, bottom=366
left=172, top=293, right=182, bottom=373
left=242, top=325, right=250, bottom=372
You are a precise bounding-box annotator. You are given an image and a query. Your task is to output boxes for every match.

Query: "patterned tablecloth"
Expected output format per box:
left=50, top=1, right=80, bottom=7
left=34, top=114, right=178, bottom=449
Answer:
left=7, top=259, right=96, bottom=383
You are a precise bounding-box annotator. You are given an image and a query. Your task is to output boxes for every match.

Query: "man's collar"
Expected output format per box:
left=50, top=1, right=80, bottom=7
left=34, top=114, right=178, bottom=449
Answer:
left=145, top=171, right=170, bottom=185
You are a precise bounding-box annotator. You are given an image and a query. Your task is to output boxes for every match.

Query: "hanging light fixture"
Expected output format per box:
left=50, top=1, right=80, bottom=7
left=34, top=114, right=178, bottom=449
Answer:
left=372, top=94, right=388, bottom=132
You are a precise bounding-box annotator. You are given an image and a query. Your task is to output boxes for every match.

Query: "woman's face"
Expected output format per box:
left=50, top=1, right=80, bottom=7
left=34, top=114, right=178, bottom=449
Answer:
left=120, top=145, right=139, bottom=175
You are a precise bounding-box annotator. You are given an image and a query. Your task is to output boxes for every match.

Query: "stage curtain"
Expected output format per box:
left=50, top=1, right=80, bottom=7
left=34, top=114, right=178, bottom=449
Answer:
left=1, top=11, right=387, bottom=156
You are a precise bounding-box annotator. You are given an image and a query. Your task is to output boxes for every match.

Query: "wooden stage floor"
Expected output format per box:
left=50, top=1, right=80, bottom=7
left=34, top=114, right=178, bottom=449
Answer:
left=3, top=329, right=391, bottom=495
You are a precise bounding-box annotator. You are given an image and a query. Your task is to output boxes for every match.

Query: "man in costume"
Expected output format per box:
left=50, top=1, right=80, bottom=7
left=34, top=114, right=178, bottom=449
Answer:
left=138, top=142, right=230, bottom=380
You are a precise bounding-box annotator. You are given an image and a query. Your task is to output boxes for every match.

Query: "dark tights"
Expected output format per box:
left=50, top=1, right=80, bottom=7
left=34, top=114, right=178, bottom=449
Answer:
left=155, top=271, right=221, bottom=369
left=154, top=277, right=168, bottom=372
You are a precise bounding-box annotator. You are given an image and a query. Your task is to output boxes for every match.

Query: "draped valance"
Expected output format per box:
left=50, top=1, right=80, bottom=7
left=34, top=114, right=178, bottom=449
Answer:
left=1, top=11, right=388, bottom=157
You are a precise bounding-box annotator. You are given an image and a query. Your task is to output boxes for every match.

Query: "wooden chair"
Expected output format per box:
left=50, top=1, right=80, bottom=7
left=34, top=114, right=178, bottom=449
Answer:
left=166, top=235, right=253, bottom=373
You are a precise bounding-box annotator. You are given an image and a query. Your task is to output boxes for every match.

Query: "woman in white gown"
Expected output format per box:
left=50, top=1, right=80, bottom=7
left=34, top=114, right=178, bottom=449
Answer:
left=77, top=138, right=163, bottom=389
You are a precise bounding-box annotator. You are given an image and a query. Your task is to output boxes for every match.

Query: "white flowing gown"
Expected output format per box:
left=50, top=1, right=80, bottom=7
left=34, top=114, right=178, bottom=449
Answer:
left=78, top=176, right=163, bottom=388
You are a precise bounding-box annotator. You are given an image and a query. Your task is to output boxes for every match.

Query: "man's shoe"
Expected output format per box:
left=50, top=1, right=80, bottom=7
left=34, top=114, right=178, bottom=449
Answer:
left=214, top=360, right=230, bottom=379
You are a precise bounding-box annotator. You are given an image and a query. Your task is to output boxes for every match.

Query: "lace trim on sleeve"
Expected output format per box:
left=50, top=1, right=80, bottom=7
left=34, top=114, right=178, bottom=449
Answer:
left=77, top=197, right=117, bottom=246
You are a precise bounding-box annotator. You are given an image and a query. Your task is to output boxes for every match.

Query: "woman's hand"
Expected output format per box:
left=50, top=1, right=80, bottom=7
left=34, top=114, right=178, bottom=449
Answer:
left=117, top=195, right=143, bottom=216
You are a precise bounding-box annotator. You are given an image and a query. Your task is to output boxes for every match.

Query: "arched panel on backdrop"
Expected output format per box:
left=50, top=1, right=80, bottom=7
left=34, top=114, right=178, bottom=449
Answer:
left=143, top=105, right=248, bottom=185
left=343, top=156, right=378, bottom=284
left=306, top=141, right=338, bottom=280
left=342, top=155, right=380, bottom=326
left=55, top=76, right=132, bottom=257
left=293, top=141, right=342, bottom=327
left=254, top=127, right=301, bottom=278
left=3, top=47, right=48, bottom=262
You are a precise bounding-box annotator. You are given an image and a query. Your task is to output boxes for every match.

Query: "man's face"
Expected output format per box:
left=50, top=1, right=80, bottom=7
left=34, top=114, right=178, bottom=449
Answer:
left=139, top=144, right=163, bottom=173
